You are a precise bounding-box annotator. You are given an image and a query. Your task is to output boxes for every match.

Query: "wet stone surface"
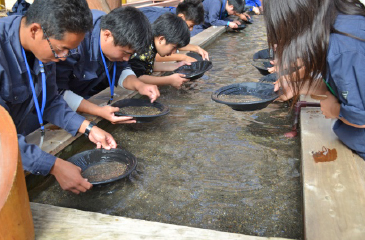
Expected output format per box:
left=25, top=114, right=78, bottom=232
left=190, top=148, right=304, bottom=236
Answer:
left=28, top=15, right=303, bottom=239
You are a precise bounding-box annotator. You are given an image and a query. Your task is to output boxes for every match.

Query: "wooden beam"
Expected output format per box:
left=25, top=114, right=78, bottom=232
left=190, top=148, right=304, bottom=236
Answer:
left=31, top=202, right=291, bottom=240
left=300, top=107, right=365, bottom=240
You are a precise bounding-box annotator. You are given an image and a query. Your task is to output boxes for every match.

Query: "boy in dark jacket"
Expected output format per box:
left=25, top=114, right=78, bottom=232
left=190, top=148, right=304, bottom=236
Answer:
left=191, top=0, right=245, bottom=36
left=0, top=0, right=117, bottom=194
left=56, top=7, right=160, bottom=125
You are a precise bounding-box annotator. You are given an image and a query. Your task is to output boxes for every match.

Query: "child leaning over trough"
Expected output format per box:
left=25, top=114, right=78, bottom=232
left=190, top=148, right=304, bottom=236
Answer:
left=190, top=0, right=245, bottom=37
left=140, top=0, right=209, bottom=62
left=56, top=7, right=160, bottom=125
left=264, top=0, right=365, bottom=159
left=245, top=0, right=262, bottom=15
left=129, top=13, right=191, bottom=89
left=0, top=0, right=117, bottom=194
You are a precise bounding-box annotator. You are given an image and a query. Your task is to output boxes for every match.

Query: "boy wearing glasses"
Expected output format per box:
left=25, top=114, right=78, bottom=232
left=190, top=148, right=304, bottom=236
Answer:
left=0, top=0, right=117, bottom=194
left=56, top=7, right=160, bottom=125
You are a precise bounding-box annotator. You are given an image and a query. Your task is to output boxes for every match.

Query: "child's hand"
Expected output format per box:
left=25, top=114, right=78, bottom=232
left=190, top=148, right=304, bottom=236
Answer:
left=99, top=105, right=136, bottom=124
left=253, top=6, right=261, bottom=15
left=196, top=46, right=209, bottom=60
left=238, top=13, right=250, bottom=22
left=320, top=92, right=340, bottom=119
left=273, top=79, right=294, bottom=102
left=136, top=83, right=160, bottom=103
left=229, top=22, right=239, bottom=29
left=170, top=73, right=189, bottom=89
left=268, top=60, right=277, bottom=73
left=177, top=61, right=191, bottom=68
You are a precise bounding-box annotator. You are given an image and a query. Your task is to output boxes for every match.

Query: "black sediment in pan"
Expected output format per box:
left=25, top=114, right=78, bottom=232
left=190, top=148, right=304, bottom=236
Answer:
left=173, top=60, right=213, bottom=81
left=68, top=148, right=137, bottom=185
left=211, top=82, right=279, bottom=111
left=113, top=99, right=169, bottom=123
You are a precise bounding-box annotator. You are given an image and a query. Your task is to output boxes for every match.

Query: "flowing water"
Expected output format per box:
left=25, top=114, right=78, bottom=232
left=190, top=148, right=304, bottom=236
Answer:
left=28, top=15, right=303, bottom=239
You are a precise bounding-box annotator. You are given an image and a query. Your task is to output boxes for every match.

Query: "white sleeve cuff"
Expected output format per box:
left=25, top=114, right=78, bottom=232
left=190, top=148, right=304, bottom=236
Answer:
left=118, top=69, right=136, bottom=88
left=62, top=90, right=84, bottom=112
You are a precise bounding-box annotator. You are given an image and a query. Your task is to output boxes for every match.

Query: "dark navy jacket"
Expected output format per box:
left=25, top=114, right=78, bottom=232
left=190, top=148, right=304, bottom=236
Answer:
left=0, top=15, right=85, bottom=175
left=191, top=0, right=229, bottom=36
left=56, top=10, right=131, bottom=99
left=140, top=7, right=176, bottom=24
left=7, top=0, right=30, bottom=16
left=326, top=14, right=365, bottom=159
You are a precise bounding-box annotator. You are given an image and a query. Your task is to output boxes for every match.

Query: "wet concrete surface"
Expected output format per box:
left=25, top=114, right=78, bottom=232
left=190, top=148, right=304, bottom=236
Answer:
left=28, top=15, right=303, bottom=239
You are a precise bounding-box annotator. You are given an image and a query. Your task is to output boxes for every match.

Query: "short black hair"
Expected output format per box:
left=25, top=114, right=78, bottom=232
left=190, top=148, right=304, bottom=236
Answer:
left=24, top=0, right=93, bottom=40
left=152, top=13, right=190, bottom=48
left=228, top=0, right=245, bottom=13
left=100, top=6, right=153, bottom=55
left=176, top=0, right=204, bottom=25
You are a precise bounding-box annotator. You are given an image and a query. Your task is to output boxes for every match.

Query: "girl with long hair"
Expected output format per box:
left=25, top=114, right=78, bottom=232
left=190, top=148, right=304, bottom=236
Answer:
left=263, top=0, right=365, bottom=159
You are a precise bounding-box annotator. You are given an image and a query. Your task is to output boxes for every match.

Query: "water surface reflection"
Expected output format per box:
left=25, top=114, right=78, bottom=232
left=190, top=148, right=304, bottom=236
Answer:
left=29, top=15, right=303, bottom=239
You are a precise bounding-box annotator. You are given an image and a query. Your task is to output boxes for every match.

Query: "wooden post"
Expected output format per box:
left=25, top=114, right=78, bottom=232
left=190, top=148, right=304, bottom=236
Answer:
left=106, top=0, right=121, bottom=10
left=86, top=0, right=121, bottom=13
left=0, top=106, right=34, bottom=240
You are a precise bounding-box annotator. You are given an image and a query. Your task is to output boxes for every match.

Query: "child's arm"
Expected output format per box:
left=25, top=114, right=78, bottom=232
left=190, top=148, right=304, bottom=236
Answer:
left=63, top=90, right=136, bottom=124
left=139, top=74, right=189, bottom=89
left=319, top=92, right=365, bottom=128
left=236, top=12, right=251, bottom=22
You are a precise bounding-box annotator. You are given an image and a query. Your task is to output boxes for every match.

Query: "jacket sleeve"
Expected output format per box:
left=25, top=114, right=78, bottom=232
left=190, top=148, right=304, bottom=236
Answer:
left=43, top=63, right=85, bottom=135
left=328, top=50, right=365, bottom=126
left=117, top=61, right=136, bottom=88
left=206, top=1, right=230, bottom=26
left=0, top=94, right=56, bottom=175
left=18, top=134, right=56, bottom=175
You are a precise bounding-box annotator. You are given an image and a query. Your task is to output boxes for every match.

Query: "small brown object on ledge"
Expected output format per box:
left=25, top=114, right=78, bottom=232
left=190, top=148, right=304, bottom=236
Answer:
left=312, top=146, right=337, bottom=163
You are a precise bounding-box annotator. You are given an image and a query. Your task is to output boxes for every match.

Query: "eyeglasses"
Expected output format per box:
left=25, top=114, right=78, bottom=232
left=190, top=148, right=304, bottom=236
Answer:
left=42, top=27, right=78, bottom=59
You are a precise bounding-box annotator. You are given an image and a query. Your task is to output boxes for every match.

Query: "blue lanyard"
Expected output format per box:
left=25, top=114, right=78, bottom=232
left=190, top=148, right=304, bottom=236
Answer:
left=219, top=0, right=227, bottom=20
left=99, top=40, right=116, bottom=104
left=21, top=47, right=46, bottom=146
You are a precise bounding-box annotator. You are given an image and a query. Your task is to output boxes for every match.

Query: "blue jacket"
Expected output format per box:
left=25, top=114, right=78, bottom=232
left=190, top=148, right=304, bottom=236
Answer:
left=245, top=0, right=261, bottom=11
left=245, top=0, right=261, bottom=7
left=140, top=7, right=176, bottom=24
left=326, top=14, right=365, bottom=159
left=56, top=10, right=132, bottom=99
left=0, top=15, right=85, bottom=175
left=7, top=0, right=30, bottom=16
left=191, top=0, right=230, bottom=36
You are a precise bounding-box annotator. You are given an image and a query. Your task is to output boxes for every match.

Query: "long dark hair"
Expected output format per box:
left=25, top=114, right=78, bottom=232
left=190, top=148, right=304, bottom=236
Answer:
left=263, top=0, right=365, bottom=102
